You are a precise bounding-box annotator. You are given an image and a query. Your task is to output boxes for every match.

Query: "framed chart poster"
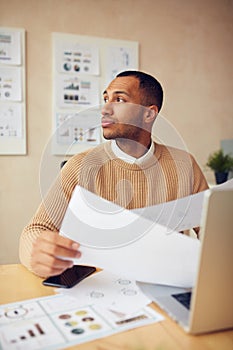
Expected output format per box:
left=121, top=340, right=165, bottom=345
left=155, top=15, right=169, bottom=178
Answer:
left=0, top=27, right=26, bottom=155
left=52, top=33, right=139, bottom=155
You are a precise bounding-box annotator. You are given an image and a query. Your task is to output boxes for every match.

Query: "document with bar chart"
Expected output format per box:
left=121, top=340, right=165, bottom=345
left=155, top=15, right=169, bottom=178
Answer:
left=0, top=293, right=163, bottom=350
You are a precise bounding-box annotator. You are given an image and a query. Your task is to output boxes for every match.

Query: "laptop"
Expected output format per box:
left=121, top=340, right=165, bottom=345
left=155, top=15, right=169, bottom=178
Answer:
left=137, top=188, right=233, bottom=334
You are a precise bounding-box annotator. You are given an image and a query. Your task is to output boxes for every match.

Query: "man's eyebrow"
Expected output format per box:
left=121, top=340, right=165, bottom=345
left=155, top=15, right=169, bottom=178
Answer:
left=102, top=90, right=130, bottom=96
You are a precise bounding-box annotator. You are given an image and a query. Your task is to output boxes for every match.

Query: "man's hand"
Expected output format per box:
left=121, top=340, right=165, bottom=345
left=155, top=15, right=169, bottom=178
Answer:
left=31, top=231, right=81, bottom=277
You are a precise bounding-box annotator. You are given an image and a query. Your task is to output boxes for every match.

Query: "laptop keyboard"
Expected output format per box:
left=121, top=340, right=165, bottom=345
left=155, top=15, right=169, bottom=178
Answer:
left=171, top=291, right=192, bottom=310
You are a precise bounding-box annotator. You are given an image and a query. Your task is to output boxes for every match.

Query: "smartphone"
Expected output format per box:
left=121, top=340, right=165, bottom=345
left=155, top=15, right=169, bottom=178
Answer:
left=42, top=265, right=96, bottom=288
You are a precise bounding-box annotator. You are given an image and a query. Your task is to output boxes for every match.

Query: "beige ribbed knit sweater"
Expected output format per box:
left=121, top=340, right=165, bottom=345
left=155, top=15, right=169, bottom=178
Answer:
left=19, top=141, right=208, bottom=270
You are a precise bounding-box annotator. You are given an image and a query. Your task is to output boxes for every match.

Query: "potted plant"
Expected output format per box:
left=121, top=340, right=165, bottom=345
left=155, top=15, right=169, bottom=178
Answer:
left=206, top=149, right=233, bottom=184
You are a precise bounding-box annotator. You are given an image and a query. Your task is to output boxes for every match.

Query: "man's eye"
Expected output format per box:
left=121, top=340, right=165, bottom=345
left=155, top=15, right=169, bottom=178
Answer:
left=103, top=97, right=109, bottom=103
left=116, top=97, right=125, bottom=103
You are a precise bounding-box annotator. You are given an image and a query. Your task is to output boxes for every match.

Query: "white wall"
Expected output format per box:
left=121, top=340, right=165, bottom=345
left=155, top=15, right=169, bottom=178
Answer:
left=0, top=0, right=233, bottom=263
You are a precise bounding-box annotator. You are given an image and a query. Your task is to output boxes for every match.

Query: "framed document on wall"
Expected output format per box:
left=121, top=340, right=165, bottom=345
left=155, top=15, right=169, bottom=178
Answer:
left=52, top=32, right=139, bottom=155
left=0, top=27, right=26, bottom=155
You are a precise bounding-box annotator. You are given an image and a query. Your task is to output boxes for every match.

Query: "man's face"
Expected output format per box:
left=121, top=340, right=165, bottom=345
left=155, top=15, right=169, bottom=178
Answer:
left=101, top=76, right=146, bottom=140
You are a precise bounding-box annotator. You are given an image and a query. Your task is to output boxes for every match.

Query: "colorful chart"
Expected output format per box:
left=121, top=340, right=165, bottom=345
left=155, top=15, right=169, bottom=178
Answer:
left=0, top=294, right=163, bottom=350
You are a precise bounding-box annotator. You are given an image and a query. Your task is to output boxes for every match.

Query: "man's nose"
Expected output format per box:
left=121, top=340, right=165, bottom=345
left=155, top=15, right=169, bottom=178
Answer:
left=101, top=102, right=113, bottom=116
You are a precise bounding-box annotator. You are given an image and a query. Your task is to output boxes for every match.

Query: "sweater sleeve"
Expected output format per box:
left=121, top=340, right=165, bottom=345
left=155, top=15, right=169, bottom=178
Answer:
left=191, top=154, right=209, bottom=193
left=19, top=156, right=80, bottom=272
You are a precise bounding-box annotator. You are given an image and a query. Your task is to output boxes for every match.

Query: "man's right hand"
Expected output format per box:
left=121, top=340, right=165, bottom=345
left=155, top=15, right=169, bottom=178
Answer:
left=31, top=231, right=81, bottom=277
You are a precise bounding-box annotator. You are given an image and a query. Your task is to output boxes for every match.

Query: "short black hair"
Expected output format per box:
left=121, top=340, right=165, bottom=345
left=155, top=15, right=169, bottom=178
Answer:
left=116, top=70, right=163, bottom=112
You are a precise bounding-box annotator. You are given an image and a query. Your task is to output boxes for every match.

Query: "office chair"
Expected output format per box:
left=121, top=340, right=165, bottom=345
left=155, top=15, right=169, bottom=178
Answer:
left=60, top=160, right=67, bottom=169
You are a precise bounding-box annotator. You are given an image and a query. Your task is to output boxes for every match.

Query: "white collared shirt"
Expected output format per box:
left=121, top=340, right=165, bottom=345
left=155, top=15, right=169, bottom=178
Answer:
left=111, top=140, right=155, bottom=165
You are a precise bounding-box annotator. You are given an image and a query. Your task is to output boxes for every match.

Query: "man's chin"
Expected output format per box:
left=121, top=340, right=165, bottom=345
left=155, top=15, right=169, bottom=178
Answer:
left=102, top=132, right=114, bottom=140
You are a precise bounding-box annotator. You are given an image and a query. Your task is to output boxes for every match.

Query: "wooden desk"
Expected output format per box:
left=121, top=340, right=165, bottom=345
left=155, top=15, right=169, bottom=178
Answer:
left=0, top=264, right=233, bottom=350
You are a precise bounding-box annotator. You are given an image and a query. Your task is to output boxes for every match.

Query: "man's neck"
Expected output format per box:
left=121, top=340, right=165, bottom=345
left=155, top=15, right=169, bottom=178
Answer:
left=115, top=138, right=151, bottom=159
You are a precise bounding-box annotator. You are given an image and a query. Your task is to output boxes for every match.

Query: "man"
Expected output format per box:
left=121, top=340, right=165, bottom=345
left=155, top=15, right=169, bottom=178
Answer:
left=19, top=70, right=208, bottom=277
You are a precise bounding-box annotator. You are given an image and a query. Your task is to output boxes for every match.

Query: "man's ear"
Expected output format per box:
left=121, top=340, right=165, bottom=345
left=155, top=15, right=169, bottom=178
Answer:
left=144, top=105, right=158, bottom=124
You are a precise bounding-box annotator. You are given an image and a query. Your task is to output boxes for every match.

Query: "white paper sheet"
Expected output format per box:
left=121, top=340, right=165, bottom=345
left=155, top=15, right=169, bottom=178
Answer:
left=56, top=270, right=151, bottom=315
left=60, top=185, right=154, bottom=249
left=71, top=226, right=200, bottom=288
left=56, top=110, right=101, bottom=145
left=106, top=46, right=138, bottom=83
left=60, top=180, right=233, bottom=288
left=134, top=191, right=205, bottom=233
left=0, top=294, right=163, bottom=350
left=0, top=103, right=22, bottom=137
left=55, top=42, right=100, bottom=75
left=134, top=178, right=233, bottom=232
left=0, top=30, right=21, bottom=65
left=56, top=74, right=99, bottom=108
left=0, top=66, right=22, bottom=101
left=60, top=186, right=201, bottom=287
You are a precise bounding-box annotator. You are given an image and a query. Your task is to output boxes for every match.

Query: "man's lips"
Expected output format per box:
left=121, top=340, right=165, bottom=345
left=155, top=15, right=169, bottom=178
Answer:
left=101, top=119, right=115, bottom=127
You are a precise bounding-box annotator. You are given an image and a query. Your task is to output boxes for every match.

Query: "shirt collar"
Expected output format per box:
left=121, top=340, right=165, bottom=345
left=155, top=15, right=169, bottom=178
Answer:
left=111, top=140, right=155, bottom=165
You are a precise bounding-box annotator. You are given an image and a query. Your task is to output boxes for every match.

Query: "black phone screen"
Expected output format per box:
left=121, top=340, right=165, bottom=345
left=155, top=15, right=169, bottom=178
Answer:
left=42, top=265, right=96, bottom=288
